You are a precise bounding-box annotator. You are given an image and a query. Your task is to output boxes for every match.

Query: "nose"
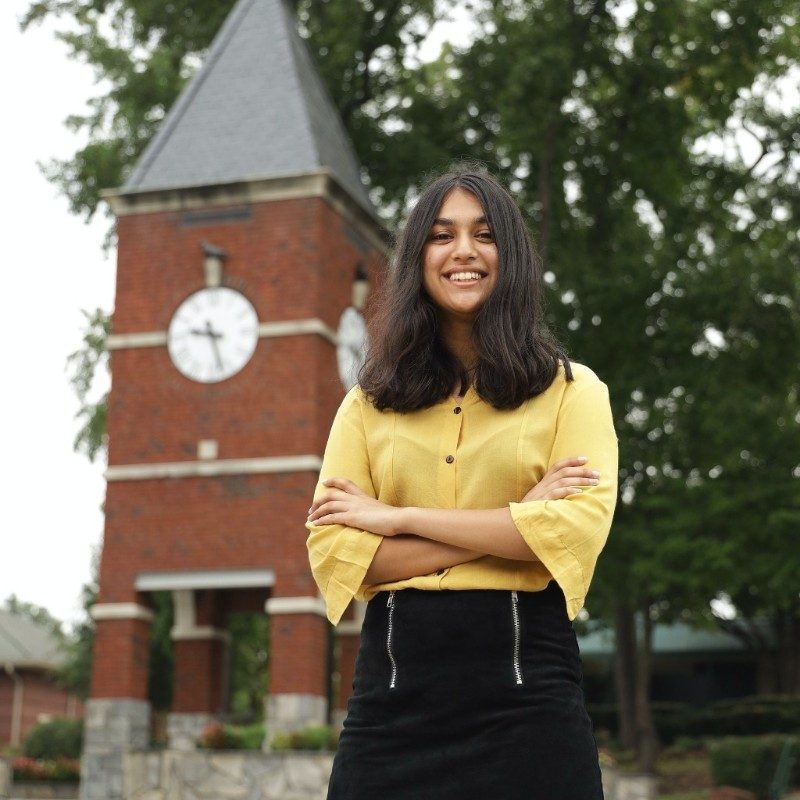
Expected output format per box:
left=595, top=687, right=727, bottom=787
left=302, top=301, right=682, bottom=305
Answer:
left=452, top=229, right=477, bottom=261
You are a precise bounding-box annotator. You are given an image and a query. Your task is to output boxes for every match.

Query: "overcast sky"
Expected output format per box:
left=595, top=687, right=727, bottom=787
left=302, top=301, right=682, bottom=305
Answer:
left=1, top=0, right=475, bottom=635
left=2, top=0, right=113, bottom=634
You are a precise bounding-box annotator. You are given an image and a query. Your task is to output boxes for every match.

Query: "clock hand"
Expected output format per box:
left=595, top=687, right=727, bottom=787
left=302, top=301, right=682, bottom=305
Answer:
left=204, top=320, right=225, bottom=371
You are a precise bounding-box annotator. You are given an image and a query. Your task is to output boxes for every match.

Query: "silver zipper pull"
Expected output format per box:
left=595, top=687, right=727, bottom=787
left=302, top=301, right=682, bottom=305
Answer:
left=511, top=590, right=523, bottom=686
left=386, top=590, right=397, bottom=688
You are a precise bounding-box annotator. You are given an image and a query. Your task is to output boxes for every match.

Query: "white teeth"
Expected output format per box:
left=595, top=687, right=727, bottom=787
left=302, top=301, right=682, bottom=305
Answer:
left=447, top=272, right=483, bottom=281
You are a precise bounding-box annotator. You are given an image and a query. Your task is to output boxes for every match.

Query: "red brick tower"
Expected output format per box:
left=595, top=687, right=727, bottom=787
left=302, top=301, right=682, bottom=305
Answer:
left=80, top=0, right=386, bottom=796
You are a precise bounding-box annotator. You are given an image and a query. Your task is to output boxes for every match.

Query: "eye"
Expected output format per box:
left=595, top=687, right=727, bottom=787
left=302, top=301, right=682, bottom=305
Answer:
left=477, top=230, right=494, bottom=240
left=430, top=232, right=450, bottom=241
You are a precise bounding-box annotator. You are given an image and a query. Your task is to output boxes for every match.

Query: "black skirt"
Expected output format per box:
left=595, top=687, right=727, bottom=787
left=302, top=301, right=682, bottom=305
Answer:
left=328, top=580, right=604, bottom=800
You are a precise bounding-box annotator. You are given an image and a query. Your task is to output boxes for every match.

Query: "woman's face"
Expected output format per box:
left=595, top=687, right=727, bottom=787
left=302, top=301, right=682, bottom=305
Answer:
left=421, top=187, right=499, bottom=323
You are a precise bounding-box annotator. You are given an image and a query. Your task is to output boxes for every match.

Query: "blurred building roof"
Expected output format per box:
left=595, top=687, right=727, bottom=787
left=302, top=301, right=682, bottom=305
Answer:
left=578, top=619, right=767, bottom=658
left=121, top=0, right=375, bottom=217
left=0, top=610, right=65, bottom=671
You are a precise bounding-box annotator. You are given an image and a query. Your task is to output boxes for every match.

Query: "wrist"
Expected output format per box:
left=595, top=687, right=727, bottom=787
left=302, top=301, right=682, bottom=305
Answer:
left=395, top=506, right=419, bottom=536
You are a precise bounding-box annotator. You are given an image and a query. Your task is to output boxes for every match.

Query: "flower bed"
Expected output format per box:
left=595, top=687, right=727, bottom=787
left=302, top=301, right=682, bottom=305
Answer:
left=12, top=756, right=80, bottom=783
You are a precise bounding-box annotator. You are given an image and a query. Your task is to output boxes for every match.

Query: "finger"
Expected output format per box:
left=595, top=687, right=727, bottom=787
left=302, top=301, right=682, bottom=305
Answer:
left=307, top=500, right=346, bottom=522
left=548, top=456, right=588, bottom=472
left=545, top=487, right=583, bottom=500
left=322, top=477, right=368, bottom=496
left=555, top=467, right=600, bottom=479
left=314, top=513, right=345, bottom=525
left=555, top=476, right=599, bottom=488
left=308, top=489, right=346, bottom=513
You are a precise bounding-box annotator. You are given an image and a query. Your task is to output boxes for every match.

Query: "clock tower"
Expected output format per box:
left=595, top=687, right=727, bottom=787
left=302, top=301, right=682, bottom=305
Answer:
left=80, top=0, right=387, bottom=796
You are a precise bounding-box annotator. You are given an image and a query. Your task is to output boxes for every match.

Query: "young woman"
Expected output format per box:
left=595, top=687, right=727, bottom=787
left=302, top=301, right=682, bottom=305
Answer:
left=305, top=163, right=618, bottom=799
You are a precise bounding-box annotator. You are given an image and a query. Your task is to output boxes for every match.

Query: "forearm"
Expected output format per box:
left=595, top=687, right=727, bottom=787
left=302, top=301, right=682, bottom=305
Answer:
left=398, top=506, right=539, bottom=562
left=364, top=534, right=484, bottom=585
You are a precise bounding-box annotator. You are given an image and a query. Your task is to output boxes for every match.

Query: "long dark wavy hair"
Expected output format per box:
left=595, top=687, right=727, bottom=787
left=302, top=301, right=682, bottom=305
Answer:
left=359, top=161, right=572, bottom=412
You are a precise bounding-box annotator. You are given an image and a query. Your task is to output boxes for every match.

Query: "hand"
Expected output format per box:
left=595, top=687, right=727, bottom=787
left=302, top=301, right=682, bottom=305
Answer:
left=306, top=477, right=402, bottom=537
left=522, top=456, right=599, bottom=501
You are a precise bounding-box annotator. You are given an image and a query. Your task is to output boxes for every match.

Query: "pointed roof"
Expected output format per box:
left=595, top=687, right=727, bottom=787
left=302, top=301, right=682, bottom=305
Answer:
left=122, top=0, right=375, bottom=216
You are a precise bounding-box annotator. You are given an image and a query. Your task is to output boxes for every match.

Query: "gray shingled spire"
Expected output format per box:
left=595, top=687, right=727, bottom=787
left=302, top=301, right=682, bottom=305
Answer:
left=122, top=0, right=374, bottom=215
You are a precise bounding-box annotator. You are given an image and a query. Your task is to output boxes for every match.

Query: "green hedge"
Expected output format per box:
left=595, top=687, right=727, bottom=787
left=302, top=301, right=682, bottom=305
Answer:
left=709, top=735, right=800, bottom=800
left=687, top=696, right=800, bottom=737
left=269, top=724, right=338, bottom=752
left=588, top=696, right=800, bottom=745
left=197, top=722, right=264, bottom=750
left=23, top=718, right=83, bottom=760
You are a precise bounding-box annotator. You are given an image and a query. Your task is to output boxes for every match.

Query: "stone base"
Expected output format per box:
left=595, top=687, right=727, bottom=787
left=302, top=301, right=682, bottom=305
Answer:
left=166, top=712, right=217, bottom=751
left=83, top=698, right=151, bottom=752
left=263, top=694, right=326, bottom=748
left=601, top=769, right=658, bottom=800
left=124, top=750, right=334, bottom=800
left=79, top=698, right=151, bottom=800
left=0, top=757, right=10, bottom=797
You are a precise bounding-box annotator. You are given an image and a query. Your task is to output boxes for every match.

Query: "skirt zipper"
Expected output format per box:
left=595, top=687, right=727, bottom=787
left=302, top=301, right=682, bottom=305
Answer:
left=386, top=590, right=397, bottom=689
left=511, top=590, right=523, bottom=686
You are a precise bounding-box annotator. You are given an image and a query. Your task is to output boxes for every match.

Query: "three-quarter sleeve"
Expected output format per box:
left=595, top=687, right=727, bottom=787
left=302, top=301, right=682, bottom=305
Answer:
left=305, top=387, right=384, bottom=625
left=508, top=377, right=618, bottom=619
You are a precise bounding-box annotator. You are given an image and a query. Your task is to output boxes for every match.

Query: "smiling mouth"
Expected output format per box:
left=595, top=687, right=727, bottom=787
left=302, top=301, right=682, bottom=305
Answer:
left=443, top=270, right=487, bottom=284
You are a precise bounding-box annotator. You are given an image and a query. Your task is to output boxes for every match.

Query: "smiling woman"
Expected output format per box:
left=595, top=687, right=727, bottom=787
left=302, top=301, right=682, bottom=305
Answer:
left=306, top=161, right=617, bottom=800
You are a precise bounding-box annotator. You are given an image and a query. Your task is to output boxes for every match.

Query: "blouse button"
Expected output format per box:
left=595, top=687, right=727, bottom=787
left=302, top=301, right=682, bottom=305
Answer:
left=445, top=454, right=455, bottom=463
left=453, top=406, right=461, bottom=414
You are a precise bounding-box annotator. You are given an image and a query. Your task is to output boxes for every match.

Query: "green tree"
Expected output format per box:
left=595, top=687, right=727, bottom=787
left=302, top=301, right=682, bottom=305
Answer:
left=54, top=546, right=99, bottom=698
left=227, top=613, right=270, bottom=721
left=66, top=308, right=109, bottom=462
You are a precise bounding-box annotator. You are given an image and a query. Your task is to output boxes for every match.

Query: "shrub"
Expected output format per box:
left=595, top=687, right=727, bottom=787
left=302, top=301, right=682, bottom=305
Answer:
left=232, top=724, right=265, bottom=750
left=12, top=756, right=80, bottom=783
left=269, top=724, right=338, bottom=751
left=197, top=721, right=264, bottom=750
left=586, top=702, right=693, bottom=745
left=709, top=735, right=800, bottom=800
left=588, top=695, right=800, bottom=745
left=24, top=718, right=83, bottom=760
left=688, top=696, right=800, bottom=738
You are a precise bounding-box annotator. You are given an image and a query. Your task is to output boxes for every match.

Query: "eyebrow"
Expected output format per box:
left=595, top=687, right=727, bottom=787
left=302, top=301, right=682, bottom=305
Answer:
left=432, top=215, right=488, bottom=226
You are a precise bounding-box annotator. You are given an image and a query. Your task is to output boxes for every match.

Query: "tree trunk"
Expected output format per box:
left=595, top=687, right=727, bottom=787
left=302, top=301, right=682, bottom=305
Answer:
left=634, top=600, right=659, bottom=772
left=774, top=608, right=800, bottom=695
left=613, top=602, right=637, bottom=750
left=536, top=118, right=558, bottom=264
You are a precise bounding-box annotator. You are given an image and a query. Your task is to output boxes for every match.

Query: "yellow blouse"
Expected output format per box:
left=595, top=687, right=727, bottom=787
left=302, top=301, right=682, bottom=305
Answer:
left=305, top=362, right=618, bottom=626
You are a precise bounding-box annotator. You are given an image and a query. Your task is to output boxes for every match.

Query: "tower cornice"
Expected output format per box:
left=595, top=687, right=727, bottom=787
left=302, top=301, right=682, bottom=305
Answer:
left=102, top=169, right=390, bottom=254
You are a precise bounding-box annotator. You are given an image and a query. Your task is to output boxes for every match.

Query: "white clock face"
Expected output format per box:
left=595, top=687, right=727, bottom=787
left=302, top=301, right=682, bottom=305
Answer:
left=337, top=306, right=368, bottom=391
left=167, top=288, right=259, bottom=383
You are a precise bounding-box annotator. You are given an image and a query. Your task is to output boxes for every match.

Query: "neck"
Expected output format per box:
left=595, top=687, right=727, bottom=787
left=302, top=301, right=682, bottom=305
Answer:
left=439, top=315, right=478, bottom=377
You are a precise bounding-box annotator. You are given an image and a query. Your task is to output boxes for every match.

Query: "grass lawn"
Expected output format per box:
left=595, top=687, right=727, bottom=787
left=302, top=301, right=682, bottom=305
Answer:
left=604, top=744, right=712, bottom=798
